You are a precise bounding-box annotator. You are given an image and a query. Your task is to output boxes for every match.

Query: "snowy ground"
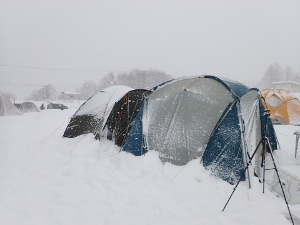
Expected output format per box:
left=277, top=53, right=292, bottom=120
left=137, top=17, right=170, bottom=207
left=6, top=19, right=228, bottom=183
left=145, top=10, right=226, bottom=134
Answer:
left=274, top=125, right=300, bottom=166
left=0, top=105, right=299, bottom=225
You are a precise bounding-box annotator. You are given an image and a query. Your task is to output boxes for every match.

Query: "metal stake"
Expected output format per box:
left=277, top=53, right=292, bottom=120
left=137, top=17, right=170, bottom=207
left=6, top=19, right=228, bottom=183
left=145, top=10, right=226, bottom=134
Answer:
left=294, top=131, right=300, bottom=159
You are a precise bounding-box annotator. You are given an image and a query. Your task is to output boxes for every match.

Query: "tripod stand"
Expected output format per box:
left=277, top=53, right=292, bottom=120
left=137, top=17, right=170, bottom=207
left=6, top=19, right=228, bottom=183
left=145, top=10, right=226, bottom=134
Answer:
left=222, top=136, right=295, bottom=225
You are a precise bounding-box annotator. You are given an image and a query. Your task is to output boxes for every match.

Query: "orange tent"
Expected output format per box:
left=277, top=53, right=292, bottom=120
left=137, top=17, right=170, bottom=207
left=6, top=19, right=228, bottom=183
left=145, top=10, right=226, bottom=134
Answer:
left=262, top=89, right=300, bottom=125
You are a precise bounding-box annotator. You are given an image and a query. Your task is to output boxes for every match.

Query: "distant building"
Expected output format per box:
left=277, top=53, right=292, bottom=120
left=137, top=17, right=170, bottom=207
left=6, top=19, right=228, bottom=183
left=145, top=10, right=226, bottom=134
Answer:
left=272, top=81, right=300, bottom=93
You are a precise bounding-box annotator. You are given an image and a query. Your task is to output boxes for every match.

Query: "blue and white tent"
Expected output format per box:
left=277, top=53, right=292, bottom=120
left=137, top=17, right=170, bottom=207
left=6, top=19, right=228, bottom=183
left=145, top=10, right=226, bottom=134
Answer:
left=122, top=75, right=277, bottom=184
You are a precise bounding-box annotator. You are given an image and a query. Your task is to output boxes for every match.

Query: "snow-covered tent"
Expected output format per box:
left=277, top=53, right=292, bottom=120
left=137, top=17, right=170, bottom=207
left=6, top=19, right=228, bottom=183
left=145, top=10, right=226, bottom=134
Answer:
left=63, top=85, right=132, bottom=138
left=262, top=89, right=300, bottom=125
left=47, top=103, right=68, bottom=110
left=0, top=94, right=20, bottom=116
left=104, top=89, right=151, bottom=146
left=15, top=102, right=39, bottom=113
left=122, top=76, right=278, bottom=184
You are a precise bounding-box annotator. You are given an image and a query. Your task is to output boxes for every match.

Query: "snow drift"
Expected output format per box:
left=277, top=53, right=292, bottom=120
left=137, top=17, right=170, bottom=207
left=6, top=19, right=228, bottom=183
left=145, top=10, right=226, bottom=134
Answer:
left=0, top=106, right=297, bottom=225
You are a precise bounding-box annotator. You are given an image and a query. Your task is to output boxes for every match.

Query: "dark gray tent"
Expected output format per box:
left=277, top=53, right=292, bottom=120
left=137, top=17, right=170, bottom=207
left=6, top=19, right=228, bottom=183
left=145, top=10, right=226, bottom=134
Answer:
left=15, top=102, right=39, bottom=113
left=63, top=85, right=132, bottom=138
left=47, top=103, right=68, bottom=110
left=104, top=89, right=151, bottom=146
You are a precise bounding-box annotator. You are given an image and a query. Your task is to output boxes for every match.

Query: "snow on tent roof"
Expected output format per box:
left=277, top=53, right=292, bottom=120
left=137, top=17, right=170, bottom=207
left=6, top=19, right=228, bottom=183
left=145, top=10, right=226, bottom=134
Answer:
left=151, top=75, right=249, bottom=98
left=74, top=85, right=133, bottom=118
left=63, top=85, right=133, bottom=138
left=272, top=80, right=300, bottom=85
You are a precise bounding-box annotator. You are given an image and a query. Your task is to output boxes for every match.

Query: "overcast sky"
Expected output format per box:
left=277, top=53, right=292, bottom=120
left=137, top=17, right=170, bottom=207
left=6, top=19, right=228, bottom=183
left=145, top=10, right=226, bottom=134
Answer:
left=1, top=0, right=300, bottom=98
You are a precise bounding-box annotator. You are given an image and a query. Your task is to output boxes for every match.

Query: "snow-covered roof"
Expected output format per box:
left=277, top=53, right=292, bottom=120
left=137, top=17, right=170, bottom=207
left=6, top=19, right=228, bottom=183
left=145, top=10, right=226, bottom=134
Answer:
left=60, top=91, right=80, bottom=95
left=272, top=80, right=300, bottom=85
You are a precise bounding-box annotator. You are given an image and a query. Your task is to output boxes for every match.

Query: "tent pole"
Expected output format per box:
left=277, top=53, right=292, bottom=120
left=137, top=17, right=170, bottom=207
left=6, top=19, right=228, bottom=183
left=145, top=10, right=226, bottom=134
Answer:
left=262, top=140, right=266, bottom=194
left=262, top=153, right=266, bottom=194
left=223, top=137, right=295, bottom=225
left=237, top=103, right=251, bottom=189
left=245, top=145, right=252, bottom=189
left=265, top=138, right=295, bottom=225
left=222, top=139, right=263, bottom=212
left=295, top=133, right=299, bottom=159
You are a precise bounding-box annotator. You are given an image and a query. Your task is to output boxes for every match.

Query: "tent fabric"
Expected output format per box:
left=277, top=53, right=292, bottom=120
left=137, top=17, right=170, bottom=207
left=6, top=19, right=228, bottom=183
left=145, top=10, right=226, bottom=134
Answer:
left=203, top=75, right=249, bottom=98
left=122, top=75, right=278, bottom=184
left=151, top=75, right=249, bottom=98
left=202, top=101, right=245, bottom=184
left=15, top=102, right=39, bottom=113
left=105, top=89, right=151, bottom=146
left=144, top=77, right=234, bottom=165
left=259, top=101, right=278, bottom=151
left=286, top=99, right=300, bottom=125
left=240, top=90, right=263, bottom=179
left=74, top=86, right=132, bottom=117
left=0, top=94, right=20, bottom=116
left=240, top=89, right=262, bottom=155
left=63, top=85, right=132, bottom=138
left=122, top=103, right=147, bottom=156
left=63, top=115, right=100, bottom=138
left=152, top=79, right=174, bottom=91
left=262, top=89, right=300, bottom=125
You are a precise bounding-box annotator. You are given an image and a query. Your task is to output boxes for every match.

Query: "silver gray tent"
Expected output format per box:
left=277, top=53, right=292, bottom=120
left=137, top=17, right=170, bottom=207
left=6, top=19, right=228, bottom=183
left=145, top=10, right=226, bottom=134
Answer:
left=122, top=75, right=278, bottom=184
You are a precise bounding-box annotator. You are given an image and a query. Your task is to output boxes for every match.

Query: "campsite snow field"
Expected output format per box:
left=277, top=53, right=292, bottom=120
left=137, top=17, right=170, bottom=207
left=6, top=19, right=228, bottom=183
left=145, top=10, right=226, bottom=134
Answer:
left=0, top=104, right=299, bottom=225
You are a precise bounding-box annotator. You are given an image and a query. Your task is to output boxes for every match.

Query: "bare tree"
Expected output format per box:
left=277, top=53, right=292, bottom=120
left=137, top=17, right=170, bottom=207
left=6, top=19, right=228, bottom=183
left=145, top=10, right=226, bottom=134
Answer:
left=259, top=63, right=284, bottom=88
left=98, top=69, right=172, bottom=90
left=78, top=81, right=98, bottom=99
left=29, top=84, right=58, bottom=101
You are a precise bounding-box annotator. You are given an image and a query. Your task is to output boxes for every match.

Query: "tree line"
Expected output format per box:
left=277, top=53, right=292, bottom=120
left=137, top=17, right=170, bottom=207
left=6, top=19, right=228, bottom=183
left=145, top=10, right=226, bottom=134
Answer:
left=29, top=69, right=172, bottom=101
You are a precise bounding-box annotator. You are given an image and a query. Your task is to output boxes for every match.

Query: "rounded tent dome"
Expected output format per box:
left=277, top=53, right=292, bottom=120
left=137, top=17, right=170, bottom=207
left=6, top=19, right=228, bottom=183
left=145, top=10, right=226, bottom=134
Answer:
left=262, top=89, right=300, bottom=125
left=142, top=76, right=251, bottom=164
left=63, top=85, right=132, bottom=138
left=144, top=77, right=238, bottom=165
left=122, top=75, right=277, bottom=184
